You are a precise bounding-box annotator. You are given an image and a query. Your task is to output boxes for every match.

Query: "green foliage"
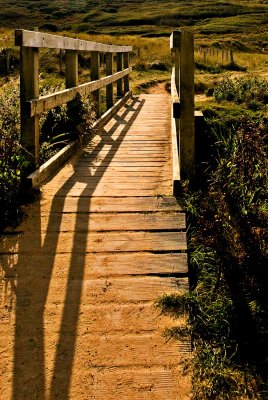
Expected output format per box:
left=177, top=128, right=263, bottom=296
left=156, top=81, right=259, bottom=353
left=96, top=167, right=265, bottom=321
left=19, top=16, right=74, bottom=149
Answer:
left=0, top=78, right=96, bottom=230
left=0, top=79, right=27, bottom=230
left=214, top=77, right=268, bottom=108
left=157, top=78, right=267, bottom=398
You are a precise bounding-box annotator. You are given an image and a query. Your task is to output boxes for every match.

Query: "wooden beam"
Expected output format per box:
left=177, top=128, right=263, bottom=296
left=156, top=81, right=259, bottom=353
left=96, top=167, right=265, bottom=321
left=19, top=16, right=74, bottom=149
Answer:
left=106, top=52, right=114, bottom=110
left=91, top=51, right=100, bottom=118
left=65, top=49, right=79, bottom=132
left=20, top=46, right=40, bottom=168
left=117, top=52, right=123, bottom=98
left=179, top=29, right=195, bottom=179
left=26, top=68, right=132, bottom=117
left=65, top=50, right=78, bottom=88
left=15, top=29, right=132, bottom=53
left=123, top=53, right=130, bottom=93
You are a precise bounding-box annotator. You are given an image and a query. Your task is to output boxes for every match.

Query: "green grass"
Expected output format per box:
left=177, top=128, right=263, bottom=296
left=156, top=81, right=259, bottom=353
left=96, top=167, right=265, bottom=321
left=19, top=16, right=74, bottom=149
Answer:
left=157, top=76, right=268, bottom=399
left=0, top=0, right=267, bottom=48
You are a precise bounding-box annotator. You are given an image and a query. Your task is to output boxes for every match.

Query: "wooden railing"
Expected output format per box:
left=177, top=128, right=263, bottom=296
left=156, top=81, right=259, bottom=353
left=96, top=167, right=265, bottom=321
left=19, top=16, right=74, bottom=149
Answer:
left=15, top=30, right=132, bottom=168
left=170, top=30, right=195, bottom=184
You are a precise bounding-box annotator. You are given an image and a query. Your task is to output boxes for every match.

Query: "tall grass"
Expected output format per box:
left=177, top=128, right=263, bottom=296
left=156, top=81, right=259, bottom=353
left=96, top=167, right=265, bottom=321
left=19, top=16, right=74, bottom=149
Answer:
left=157, top=77, right=268, bottom=399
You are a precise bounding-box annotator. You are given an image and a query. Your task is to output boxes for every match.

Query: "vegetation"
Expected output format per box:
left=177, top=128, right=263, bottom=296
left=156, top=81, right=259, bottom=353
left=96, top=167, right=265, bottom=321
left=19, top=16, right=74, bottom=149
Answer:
left=157, top=77, right=268, bottom=399
left=0, top=77, right=95, bottom=231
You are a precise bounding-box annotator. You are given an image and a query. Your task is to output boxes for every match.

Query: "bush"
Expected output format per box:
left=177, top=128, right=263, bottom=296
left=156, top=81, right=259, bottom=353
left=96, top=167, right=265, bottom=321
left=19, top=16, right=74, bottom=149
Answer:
left=214, top=77, right=268, bottom=106
left=0, top=79, right=26, bottom=230
left=0, top=79, right=96, bottom=230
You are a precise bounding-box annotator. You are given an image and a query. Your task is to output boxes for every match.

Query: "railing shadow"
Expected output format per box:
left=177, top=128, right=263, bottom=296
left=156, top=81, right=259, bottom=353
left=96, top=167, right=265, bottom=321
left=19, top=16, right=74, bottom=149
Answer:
left=5, top=95, right=145, bottom=399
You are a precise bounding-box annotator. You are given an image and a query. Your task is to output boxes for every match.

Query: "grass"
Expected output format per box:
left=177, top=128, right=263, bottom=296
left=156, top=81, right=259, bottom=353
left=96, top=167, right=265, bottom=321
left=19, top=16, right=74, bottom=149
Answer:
left=157, top=77, right=268, bottom=399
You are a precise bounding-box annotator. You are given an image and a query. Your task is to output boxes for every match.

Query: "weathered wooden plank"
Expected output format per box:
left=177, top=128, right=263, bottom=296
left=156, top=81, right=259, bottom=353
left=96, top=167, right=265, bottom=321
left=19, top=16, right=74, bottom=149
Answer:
left=27, top=68, right=131, bottom=117
left=0, top=252, right=187, bottom=277
left=16, top=212, right=186, bottom=232
left=15, top=29, right=132, bottom=52
left=12, top=276, right=188, bottom=303
left=41, top=196, right=185, bottom=212
left=0, top=231, right=187, bottom=253
left=44, top=188, right=172, bottom=198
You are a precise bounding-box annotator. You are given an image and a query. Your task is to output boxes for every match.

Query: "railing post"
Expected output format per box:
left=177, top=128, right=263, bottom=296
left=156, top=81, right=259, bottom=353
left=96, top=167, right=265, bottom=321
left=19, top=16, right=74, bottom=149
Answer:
left=106, top=52, right=114, bottom=110
left=180, top=29, right=195, bottom=179
left=20, top=46, right=40, bottom=168
left=117, top=52, right=123, bottom=98
left=65, top=50, right=78, bottom=89
left=65, top=49, right=79, bottom=134
left=171, top=30, right=195, bottom=180
left=91, top=51, right=100, bottom=118
left=123, top=52, right=130, bottom=93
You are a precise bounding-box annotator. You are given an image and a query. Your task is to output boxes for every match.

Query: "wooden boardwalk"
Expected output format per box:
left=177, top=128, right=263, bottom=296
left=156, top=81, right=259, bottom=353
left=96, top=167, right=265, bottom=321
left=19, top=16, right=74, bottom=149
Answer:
left=0, top=94, right=190, bottom=399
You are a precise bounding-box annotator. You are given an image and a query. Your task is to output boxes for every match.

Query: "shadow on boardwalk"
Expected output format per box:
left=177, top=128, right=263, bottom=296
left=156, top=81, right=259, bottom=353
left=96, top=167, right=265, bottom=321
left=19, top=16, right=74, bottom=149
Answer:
left=1, top=96, right=145, bottom=399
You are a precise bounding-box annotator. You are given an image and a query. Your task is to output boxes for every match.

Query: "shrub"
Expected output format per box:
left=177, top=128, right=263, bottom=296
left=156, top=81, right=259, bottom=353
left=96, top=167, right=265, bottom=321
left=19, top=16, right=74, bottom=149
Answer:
left=214, top=77, right=268, bottom=106
left=0, top=79, right=26, bottom=230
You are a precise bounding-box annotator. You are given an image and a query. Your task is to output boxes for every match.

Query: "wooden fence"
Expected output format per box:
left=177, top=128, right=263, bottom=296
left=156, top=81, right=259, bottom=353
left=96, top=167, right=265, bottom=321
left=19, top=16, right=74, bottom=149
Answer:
left=170, top=30, right=195, bottom=183
left=15, top=30, right=132, bottom=168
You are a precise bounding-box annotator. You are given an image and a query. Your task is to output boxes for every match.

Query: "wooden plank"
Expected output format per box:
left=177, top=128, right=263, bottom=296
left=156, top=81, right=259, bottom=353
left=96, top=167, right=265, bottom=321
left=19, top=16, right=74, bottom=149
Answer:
left=0, top=231, right=187, bottom=253
left=15, top=29, right=132, bottom=53
left=20, top=46, right=39, bottom=167
left=27, top=68, right=131, bottom=117
left=17, top=212, right=186, bottom=232
left=13, top=276, right=188, bottom=303
left=0, top=253, right=187, bottom=277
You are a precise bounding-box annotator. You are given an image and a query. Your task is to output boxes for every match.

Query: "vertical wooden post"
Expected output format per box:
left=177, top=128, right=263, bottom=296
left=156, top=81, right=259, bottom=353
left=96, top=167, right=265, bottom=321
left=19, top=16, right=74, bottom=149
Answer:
left=91, top=51, right=100, bottom=117
left=116, top=52, right=123, bottom=98
left=65, top=50, right=78, bottom=88
left=59, top=49, right=63, bottom=73
left=230, top=48, right=234, bottom=64
left=179, top=29, right=195, bottom=179
left=123, top=52, right=130, bottom=93
left=106, top=52, right=114, bottom=110
left=65, top=50, right=80, bottom=134
left=20, top=46, right=39, bottom=168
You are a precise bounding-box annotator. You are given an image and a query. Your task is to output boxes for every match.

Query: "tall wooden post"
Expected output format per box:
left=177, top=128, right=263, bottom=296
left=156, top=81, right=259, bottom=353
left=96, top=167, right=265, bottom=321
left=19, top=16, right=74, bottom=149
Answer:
left=91, top=51, right=100, bottom=117
left=20, top=46, right=39, bottom=168
left=123, top=52, right=130, bottom=93
left=171, top=30, right=195, bottom=180
left=65, top=50, right=79, bottom=134
left=117, top=52, right=123, bottom=98
left=180, top=30, right=195, bottom=179
left=106, top=52, right=114, bottom=110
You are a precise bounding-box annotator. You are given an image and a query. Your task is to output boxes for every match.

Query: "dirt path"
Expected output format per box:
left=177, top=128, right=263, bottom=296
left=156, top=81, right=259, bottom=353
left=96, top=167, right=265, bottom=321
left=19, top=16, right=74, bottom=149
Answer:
left=0, top=94, right=191, bottom=399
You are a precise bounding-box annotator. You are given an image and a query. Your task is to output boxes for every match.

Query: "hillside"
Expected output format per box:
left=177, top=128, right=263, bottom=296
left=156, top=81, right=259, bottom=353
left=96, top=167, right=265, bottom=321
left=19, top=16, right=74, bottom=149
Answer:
left=0, top=0, right=268, bottom=47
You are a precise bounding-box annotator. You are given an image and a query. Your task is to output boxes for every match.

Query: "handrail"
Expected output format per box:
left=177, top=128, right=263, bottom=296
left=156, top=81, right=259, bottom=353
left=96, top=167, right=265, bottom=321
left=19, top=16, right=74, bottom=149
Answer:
left=25, top=68, right=131, bottom=117
left=15, top=29, right=132, bottom=169
left=170, top=29, right=195, bottom=183
left=15, top=29, right=132, bottom=53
